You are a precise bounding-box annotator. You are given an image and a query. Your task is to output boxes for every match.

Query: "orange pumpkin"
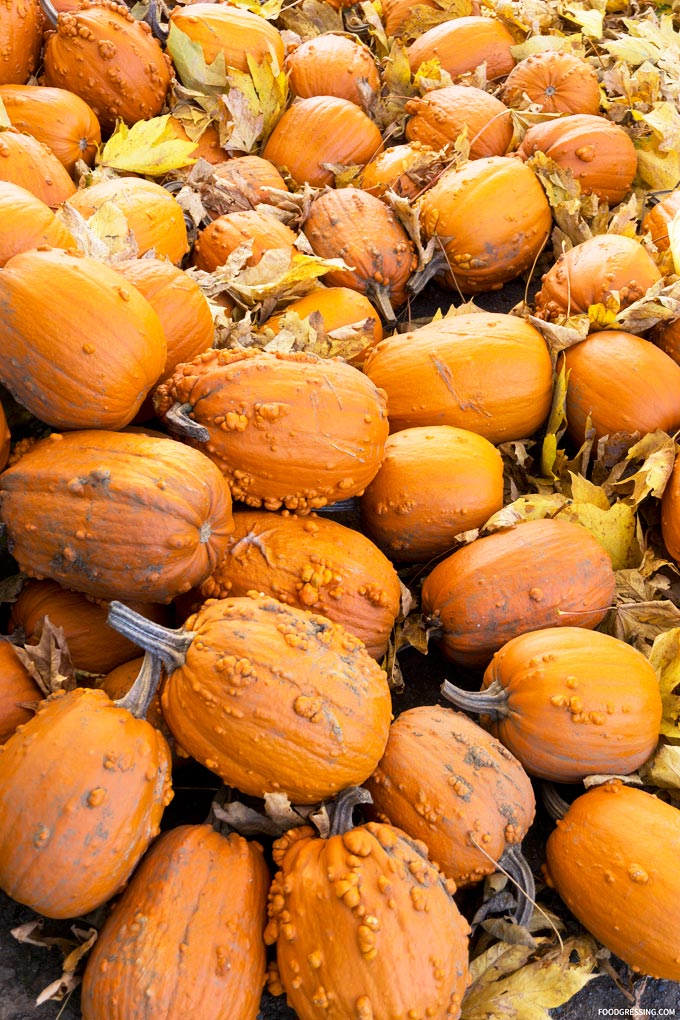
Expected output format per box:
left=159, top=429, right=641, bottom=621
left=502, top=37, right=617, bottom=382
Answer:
left=651, top=316, right=680, bottom=366
left=0, top=127, right=77, bottom=208
left=210, top=154, right=288, bottom=208
left=405, top=85, right=513, bottom=159
left=0, top=84, right=101, bottom=173
left=421, top=518, right=616, bottom=668
left=660, top=450, right=680, bottom=563
left=285, top=33, right=380, bottom=106
left=500, top=49, right=601, bottom=115
left=168, top=2, right=285, bottom=78
left=264, top=286, right=383, bottom=348
left=0, top=639, right=42, bottom=744
left=97, top=656, right=167, bottom=736
left=360, top=425, right=504, bottom=562
left=166, top=117, right=229, bottom=165
left=363, top=311, right=553, bottom=443
left=0, top=400, right=9, bottom=470
left=408, top=15, right=516, bottom=81
left=382, top=0, right=478, bottom=37
left=191, top=209, right=297, bottom=273
left=0, top=0, right=42, bottom=85
left=642, top=189, right=680, bottom=251
left=0, top=181, right=77, bottom=266
left=360, top=141, right=447, bottom=201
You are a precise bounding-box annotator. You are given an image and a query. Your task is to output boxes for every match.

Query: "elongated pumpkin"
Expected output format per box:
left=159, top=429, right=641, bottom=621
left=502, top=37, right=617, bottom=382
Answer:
left=0, top=0, right=42, bottom=85
left=0, top=127, right=77, bottom=208
left=408, top=15, right=516, bottom=81
left=168, top=2, right=285, bottom=78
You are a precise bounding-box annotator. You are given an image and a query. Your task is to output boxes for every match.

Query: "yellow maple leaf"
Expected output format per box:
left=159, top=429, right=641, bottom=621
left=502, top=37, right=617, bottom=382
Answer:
left=98, top=115, right=198, bottom=175
left=225, top=52, right=287, bottom=151
left=587, top=299, right=619, bottom=327
left=558, top=0, right=605, bottom=39
left=649, top=629, right=680, bottom=743
left=229, top=0, right=285, bottom=18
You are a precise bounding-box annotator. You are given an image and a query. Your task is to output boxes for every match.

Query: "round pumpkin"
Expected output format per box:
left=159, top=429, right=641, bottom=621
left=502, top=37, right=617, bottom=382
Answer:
left=642, top=189, right=680, bottom=252
left=405, top=84, right=513, bottom=159
left=421, top=517, right=616, bottom=668
left=285, top=33, right=380, bottom=106
left=500, top=49, right=601, bottom=115
left=0, top=0, right=42, bottom=85
left=0, top=127, right=77, bottom=208
left=191, top=209, right=297, bottom=273
left=407, top=15, right=516, bottom=81
left=0, top=84, right=101, bottom=173
left=0, top=639, right=42, bottom=744
left=360, top=141, right=446, bottom=201
left=0, top=181, right=77, bottom=267
left=210, top=154, right=288, bottom=208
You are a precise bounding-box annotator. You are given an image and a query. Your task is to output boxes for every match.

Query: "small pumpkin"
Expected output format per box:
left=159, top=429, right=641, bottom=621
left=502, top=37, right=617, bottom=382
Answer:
left=500, top=49, right=601, bottom=115
left=642, top=189, right=680, bottom=252
left=407, top=15, right=516, bottom=81
left=0, top=84, right=101, bottom=173
left=0, top=181, right=77, bottom=266
left=360, top=141, right=447, bottom=201
left=191, top=209, right=297, bottom=273
left=0, top=0, right=42, bottom=85
left=285, top=33, right=380, bottom=107
left=210, top=154, right=288, bottom=209
left=0, top=127, right=77, bottom=208
left=421, top=518, right=616, bottom=668
left=0, top=639, right=42, bottom=744
left=97, top=656, right=167, bottom=737
left=405, top=84, right=513, bottom=159
left=264, top=287, right=383, bottom=350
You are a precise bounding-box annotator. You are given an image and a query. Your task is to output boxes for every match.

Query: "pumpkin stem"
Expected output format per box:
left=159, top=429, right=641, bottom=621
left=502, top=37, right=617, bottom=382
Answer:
left=440, top=678, right=509, bottom=720
left=498, top=844, right=536, bottom=929
left=107, top=601, right=195, bottom=672
left=144, top=0, right=169, bottom=42
left=541, top=781, right=570, bottom=820
left=114, top=649, right=162, bottom=719
left=407, top=251, right=450, bottom=297
left=328, top=786, right=373, bottom=837
left=39, top=0, right=59, bottom=28
left=165, top=401, right=210, bottom=442
left=367, top=284, right=397, bottom=327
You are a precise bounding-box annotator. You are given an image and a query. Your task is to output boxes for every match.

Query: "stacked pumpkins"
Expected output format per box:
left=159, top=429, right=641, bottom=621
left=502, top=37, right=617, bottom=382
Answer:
left=1, top=0, right=680, bottom=1016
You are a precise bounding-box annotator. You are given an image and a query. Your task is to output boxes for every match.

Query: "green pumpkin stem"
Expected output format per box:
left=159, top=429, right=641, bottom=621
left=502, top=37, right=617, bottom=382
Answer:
left=541, top=781, right=570, bottom=821
left=440, top=678, right=509, bottom=720
left=114, top=650, right=162, bottom=720
left=38, top=0, right=58, bottom=29
left=329, top=786, right=373, bottom=837
left=498, top=844, right=535, bottom=929
left=107, top=601, right=194, bottom=673
left=165, top=401, right=210, bottom=442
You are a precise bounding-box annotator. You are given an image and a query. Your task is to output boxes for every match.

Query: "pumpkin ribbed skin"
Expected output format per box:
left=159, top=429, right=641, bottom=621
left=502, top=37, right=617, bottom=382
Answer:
left=81, top=825, right=269, bottom=1020
left=642, top=189, right=680, bottom=251
left=361, top=425, right=504, bottom=562
left=366, top=705, right=535, bottom=886
left=0, top=0, right=42, bottom=85
left=405, top=85, right=513, bottom=159
left=0, top=248, right=167, bottom=430
left=0, top=640, right=41, bottom=744
left=285, top=33, right=380, bottom=106
left=192, top=209, right=297, bottom=273
left=660, top=451, right=680, bottom=563
left=408, top=15, right=516, bottom=81
left=0, top=84, right=101, bottom=173
left=263, top=96, right=383, bottom=188
left=266, top=822, right=470, bottom=1020
left=0, top=128, right=77, bottom=208
left=0, top=181, right=76, bottom=267
left=500, top=50, right=601, bottom=115
left=421, top=518, right=616, bottom=668
left=363, top=312, right=553, bottom=443
left=64, top=177, right=189, bottom=265
left=561, top=330, right=680, bottom=445
left=194, top=510, right=401, bottom=659
left=43, top=0, right=173, bottom=133
left=418, top=156, right=552, bottom=293
left=544, top=782, right=680, bottom=980
left=517, top=115, right=637, bottom=205
left=360, top=141, right=443, bottom=201
left=0, top=430, right=235, bottom=602
left=480, top=627, right=662, bottom=781
left=154, top=347, right=389, bottom=513
left=0, top=687, right=173, bottom=918
left=161, top=595, right=392, bottom=803
left=534, top=234, right=662, bottom=321
left=168, top=2, right=284, bottom=76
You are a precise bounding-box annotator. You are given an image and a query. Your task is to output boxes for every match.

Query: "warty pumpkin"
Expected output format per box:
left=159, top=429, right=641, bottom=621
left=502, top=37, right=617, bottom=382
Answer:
left=0, top=181, right=77, bottom=266
left=0, top=639, right=42, bottom=744
left=265, top=790, right=470, bottom=1020
left=0, top=127, right=77, bottom=208
left=500, top=49, right=601, bottom=115
left=360, top=425, right=504, bottom=563
left=405, top=85, right=513, bottom=160
left=365, top=705, right=536, bottom=889
left=285, top=33, right=380, bottom=107
left=0, top=0, right=42, bottom=85
left=441, top=627, right=662, bottom=782
left=544, top=781, right=680, bottom=980
left=0, top=84, right=101, bottom=173
left=154, top=346, right=389, bottom=513
left=80, top=823, right=270, bottom=1020
left=107, top=594, right=392, bottom=804
left=407, top=15, right=516, bottom=81
left=191, top=209, right=297, bottom=273
left=363, top=311, right=553, bottom=443
left=360, top=141, right=447, bottom=202
left=168, top=2, right=285, bottom=79
left=190, top=509, right=401, bottom=659
left=421, top=518, right=616, bottom=668
left=0, top=247, right=167, bottom=430
left=0, top=429, right=235, bottom=603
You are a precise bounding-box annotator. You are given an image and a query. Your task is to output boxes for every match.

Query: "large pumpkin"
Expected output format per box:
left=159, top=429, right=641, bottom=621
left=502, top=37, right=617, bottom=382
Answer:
left=500, top=49, right=601, bottom=115
left=405, top=84, right=513, bottom=159
left=285, top=33, right=380, bottom=106
left=0, top=0, right=42, bottom=85
left=0, top=127, right=77, bottom=208
left=421, top=518, right=616, bottom=668
left=0, top=84, right=101, bottom=173
left=0, top=639, right=42, bottom=744
left=408, top=15, right=516, bottom=81
left=0, top=181, right=77, bottom=267
left=168, top=2, right=285, bottom=78
left=0, top=430, right=235, bottom=602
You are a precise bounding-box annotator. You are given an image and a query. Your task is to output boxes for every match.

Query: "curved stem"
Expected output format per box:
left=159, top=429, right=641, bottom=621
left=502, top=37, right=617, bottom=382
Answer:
left=541, top=781, right=570, bottom=821
left=39, top=0, right=58, bottom=29
left=329, top=786, right=373, bottom=837
left=165, top=401, right=210, bottom=442
left=499, top=843, right=536, bottom=929
left=107, top=601, right=194, bottom=671
left=144, top=0, right=169, bottom=43
left=367, top=283, right=397, bottom=326
left=114, top=649, right=162, bottom=719
left=440, top=678, right=509, bottom=721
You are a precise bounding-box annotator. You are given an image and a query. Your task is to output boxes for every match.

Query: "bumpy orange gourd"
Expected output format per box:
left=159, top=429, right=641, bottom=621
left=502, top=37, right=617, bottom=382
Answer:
left=0, top=181, right=77, bottom=266
left=361, top=425, right=504, bottom=562
left=405, top=85, right=513, bottom=159
left=97, top=657, right=168, bottom=738
left=500, top=49, right=601, bottom=115
left=193, top=510, right=401, bottom=658
left=421, top=518, right=616, bottom=668
left=191, top=209, right=297, bottom=273
left=154, top=347, right=389, bottom=512
left=363, top=311, right=553, bottom=443
left=0, top=430, right=234, bottom=602
left=80, top=824, right=270, bottom=1020
left=408, top=15, right=516, bottom=81
left=0, top=248, right=167, bottom=430
left=544, top=782, right=680, bottom=979
left=0, top=640, right=42, bottom=744
left=366, top=705, right=535, bottom=886
left=168, top=2, right=284, bottom=78
left=285, top=33, right=380, bottom=106
left=445, top=627, right=662, bottom=781
left=0, top=84, right=101, bottom=173
left=0, top=0, right=42, bottom=84
left=0, top=127, right=77, bottom=207
left=0, top=686, right=173, bottom=918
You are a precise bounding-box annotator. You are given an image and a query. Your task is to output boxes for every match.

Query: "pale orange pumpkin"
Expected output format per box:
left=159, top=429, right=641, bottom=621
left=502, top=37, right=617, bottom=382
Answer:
left=360, top=141, right=447, bottom=201
left=0, top=181, right=77, bottom=266
left=0, top=128, right=77, bottom=208
left=500, top=49, right=601, bottom=115
left=0, top=84, right=101, bottom=173
left=285, top=33, right=380, bottom=107
left=405, top=84, right=513, bottom=159
left=408, top=15, right=516, bottom=81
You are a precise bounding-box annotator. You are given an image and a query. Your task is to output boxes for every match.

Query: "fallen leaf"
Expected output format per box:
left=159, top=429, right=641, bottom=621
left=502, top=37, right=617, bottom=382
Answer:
left=609, top=602, right=680, bottom=656
left=166, top=22, right=229, bottom=93
left=649, top=627, right=680, bottom=742
left=12, top=616, right=77, bottom=697
left=602, top=430, right=676, bottom=507
left=98, top=115, right=198, bottom=175
left=639, top=743, right=680, bottom=789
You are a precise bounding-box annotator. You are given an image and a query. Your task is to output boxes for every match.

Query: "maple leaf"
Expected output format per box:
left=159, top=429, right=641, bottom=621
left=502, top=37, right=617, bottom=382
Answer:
left=98, top=115, right=198, bottom=175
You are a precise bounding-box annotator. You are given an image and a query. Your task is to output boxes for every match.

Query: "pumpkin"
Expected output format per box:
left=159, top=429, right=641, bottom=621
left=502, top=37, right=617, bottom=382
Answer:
left=365, top=705, right=536, bottom=888
left=191, top=509, right=401, bottom=659
left=0, top=679, right=173, bottom=918
left=417, top=156, right=552, bottom=293
left=0, top=181, right=77, bottom=266
left=642, top=189, right=680, bottom=251
left=0, top=127, right=77, bottom=208
left=360, top=141, right=447, bottom=201
left=191, top=209, right=297, bottom=273
left=168, top=2, right=284, bottom=79
left=0, top=400, right=9, bottom=470
left=264, top=287, right=383, bottom=349
left=166, top=117, right=229, bottom=164
left=660, top=450, right=680, bottom=563
left=407, top=15, right=516, bottom=82
left=534, top=233, right=662, bottom=321
left=0, top=248, right=167, bottom=430
left=363, top=311, right=553, bottom=443
left=63, top=177, right=189, bottom=265
left=303, top=187, right=417, bottom=318
left=107, top=595, right=392, bottom=804
left=544, top=781, right=680, bottom=979
left=42, top=0, right=173, bottom=133
left=0, top=84, right=101, bottom=173
left=441, top=627, right=662, bottom=781
left=517, top=114, right=637, bottom=206
left=360, top=425, right=504, bottom=563
left=421, top=518, right=616, bottom=668
left=561, top=330, right=680, bottom=445
left=405, top=85, right=513, bottom=159
left=210, top=154, right=288, bottom=209
left=154, top=347, right=389, bottom=513
left=262, top=96, right=383, bottom=188
left=80, top=823, right=270, bottom=1020
left=285, top=33, right=380, bottom=106
left=0, top=0, right=42, bottom=85
left=500, top=49, right=601, bottom=115
left=0, top=430, right=235, bottom=603
left=8, top=579, right=172, bottom=675
left=382, top=0, right=478, bottom=37
left=652, top=316, right=680, bottom=367
left=265, top=791, right=470, bottom=1020
left=0, top=639, right=42, bottom=744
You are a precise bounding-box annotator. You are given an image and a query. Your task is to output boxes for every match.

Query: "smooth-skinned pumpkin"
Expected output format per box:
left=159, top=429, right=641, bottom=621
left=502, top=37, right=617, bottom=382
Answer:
left=0, top=84, right=101, bottom=173
left=405, top=84, right=513, bottom=159
left=191, top=209, right=297, bottom=273
left=264, top=287, right=383, bottom=350
left=642, top=189, right=680, bottom=252
left=0, top=181, right=77, bottom=266
left=0, top=127, right=77, bottom=208
left=660, top=451, right=680, bottom=564
left=168, top=2, right=285, bottom=79
left=0, top=639, right=42, bottom=744
left=285, top=33, right=380, bottom=107
left=407, top=15, right=516, bottom=81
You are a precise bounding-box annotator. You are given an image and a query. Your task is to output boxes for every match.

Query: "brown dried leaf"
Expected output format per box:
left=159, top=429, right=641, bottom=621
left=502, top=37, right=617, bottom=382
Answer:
left=606, top=601, right=680, bottom=655
left=12, top=617, right=77, bottom=697
left=649, top=627, right=680, bottom=743
left=601, top=430, right=676, bottom=507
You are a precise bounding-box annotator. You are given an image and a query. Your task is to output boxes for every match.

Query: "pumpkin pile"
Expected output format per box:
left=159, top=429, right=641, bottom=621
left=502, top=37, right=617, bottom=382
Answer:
left=3, top=0, right=680, bottom=1015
